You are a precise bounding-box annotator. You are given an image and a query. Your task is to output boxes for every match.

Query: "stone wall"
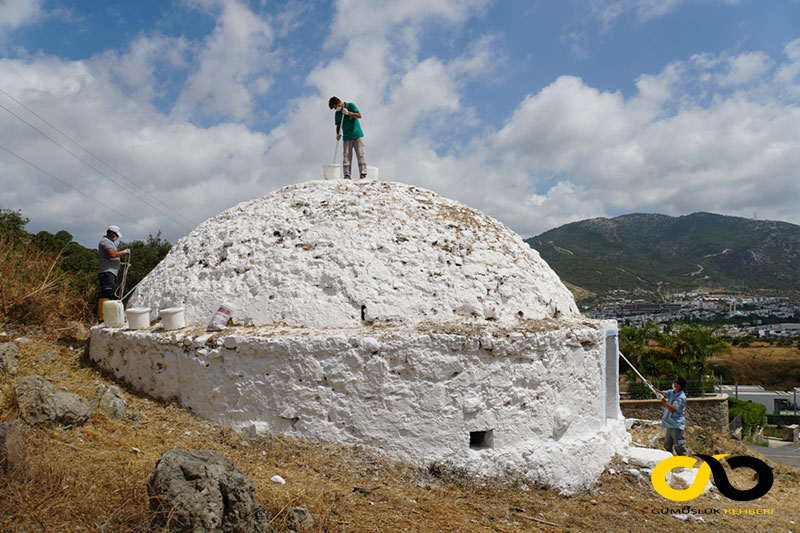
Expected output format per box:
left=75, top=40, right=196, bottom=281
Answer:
left=620, top=394, right=729, bottom=434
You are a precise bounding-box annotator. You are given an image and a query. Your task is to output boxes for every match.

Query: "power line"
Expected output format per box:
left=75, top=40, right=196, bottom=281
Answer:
left=0, top=142, right=160, bottom=236
left=0, top=100, right=196, bottom=232
left=0, top=87, right=200, bottom=229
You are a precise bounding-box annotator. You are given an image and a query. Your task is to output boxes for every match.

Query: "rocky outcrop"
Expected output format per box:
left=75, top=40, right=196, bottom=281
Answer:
left=93, top=384, right=127, bottom=421
left=15, top=375, right=92, bottom=426
left=287, top=505, right=314, bottom=531
left=148, top=449, right=272, bottom=532
left=0, top=342, right=19, bottom=376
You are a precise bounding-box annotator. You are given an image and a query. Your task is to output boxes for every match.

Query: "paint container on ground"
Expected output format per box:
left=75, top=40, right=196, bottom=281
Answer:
left=126, top=307, right=151, bottom=330
left=366, top=166, right=379, bottom=180
left=207, top=303, right=233, bottom=331
left=322, top=164, right=341, bottom=180
left=160, top=307, right=186, bottom=330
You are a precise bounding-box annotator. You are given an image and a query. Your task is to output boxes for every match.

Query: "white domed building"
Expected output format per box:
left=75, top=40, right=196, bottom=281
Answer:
left=90, top=180, right=628, bottom=491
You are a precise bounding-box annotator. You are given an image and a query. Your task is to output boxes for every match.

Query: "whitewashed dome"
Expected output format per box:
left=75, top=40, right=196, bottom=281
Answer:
left=130, top=180, right=579, bottom=327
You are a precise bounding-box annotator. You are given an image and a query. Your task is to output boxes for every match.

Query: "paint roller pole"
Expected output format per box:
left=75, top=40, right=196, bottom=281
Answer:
left=618, top=350, right=663, bottom=400
left=333, top=136, right=339, bottom=164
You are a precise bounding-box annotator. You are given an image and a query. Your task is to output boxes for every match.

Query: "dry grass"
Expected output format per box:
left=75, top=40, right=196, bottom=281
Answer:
left=0, top=235, right=94, bottom=327
left=713, top=343, right=800, bottom=389
left=1, top=328, right=799, bottom=532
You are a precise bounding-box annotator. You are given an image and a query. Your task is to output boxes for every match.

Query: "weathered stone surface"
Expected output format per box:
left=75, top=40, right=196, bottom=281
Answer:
left=129, top=180, right=579, bottom=328
left=287, top=505, right=314, bottom=531
left=148, top=449, right=272, bottom=532
left=0, top=419, right=27, bottom=477
left=94, top=384, right=127, bottom=421
left=38, top=351, right=59, bottom=364
left=15, top=375, right=92, bottom=426
left=0, top=342, right=19, bottom=376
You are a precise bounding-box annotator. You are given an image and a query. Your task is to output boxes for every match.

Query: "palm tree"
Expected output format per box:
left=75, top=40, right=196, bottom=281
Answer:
left=671, top=323, right=732, bottom=395
left=619, top=322, right=676, bottom=394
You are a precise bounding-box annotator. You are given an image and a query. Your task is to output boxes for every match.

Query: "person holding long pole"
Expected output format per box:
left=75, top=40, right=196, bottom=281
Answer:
left=328, top=96, right=366, bottom=180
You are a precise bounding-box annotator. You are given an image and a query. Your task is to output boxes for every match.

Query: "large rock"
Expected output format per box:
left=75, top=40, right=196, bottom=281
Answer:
left=0, top=342, right=19, bottom=376
left=93, top=384, right=127, bottom=421
left=0, top=419, right=27, bottom=478
left=15, top=375, right=92, bottom=426
left=148, top=449, right=272, bottom=532
left=287, top=505, right=314, bottom=531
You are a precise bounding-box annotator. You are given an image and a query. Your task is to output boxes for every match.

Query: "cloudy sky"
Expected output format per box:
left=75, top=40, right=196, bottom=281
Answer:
left=1, top=0, right=798, bottom=246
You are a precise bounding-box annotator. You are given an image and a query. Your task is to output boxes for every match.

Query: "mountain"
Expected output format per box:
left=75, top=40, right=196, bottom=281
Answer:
left=526, top=212, right=800, bottom=297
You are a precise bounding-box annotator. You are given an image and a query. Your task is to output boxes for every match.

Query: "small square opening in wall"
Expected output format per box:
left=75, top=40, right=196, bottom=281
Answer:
left=469, top=430, right=494, bottom=450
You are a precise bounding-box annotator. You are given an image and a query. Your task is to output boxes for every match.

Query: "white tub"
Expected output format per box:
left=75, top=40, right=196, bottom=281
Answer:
left=160, top=307, right=186, bottom=330
left=127, top=307, right=151, bottom=330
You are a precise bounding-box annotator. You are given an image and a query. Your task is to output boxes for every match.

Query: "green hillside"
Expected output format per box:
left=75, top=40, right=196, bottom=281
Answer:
left=526, top=212, right=800, bottom=296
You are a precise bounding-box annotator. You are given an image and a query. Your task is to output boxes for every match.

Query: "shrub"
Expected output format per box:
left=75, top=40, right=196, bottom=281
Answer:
left=729, top=398, right=766, bottom=435
left=0, top=233, right=94, bottom=326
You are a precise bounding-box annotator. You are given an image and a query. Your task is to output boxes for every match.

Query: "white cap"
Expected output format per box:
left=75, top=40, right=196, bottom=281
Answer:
left=107, top=225, right=122, bottom=239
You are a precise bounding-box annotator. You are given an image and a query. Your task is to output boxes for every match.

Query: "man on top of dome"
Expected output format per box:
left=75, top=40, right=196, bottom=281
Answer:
left=329, top=96, right=366, bottom=180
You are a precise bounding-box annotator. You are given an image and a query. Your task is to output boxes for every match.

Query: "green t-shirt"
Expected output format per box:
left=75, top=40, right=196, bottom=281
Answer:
left=335, top=102, right=364, bottom=141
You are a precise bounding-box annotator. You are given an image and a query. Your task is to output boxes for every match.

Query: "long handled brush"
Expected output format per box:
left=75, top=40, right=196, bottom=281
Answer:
left=618, top=350, right=664, bottom=399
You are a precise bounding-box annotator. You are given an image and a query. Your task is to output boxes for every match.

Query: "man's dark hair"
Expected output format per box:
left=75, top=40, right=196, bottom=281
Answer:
left=328, top=96, right=341, bottom=109
left=675, top=377, right=687, bottom=391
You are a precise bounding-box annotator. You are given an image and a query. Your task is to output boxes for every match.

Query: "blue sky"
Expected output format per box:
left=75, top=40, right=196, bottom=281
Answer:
left=0, top=0, right=799, bottom=246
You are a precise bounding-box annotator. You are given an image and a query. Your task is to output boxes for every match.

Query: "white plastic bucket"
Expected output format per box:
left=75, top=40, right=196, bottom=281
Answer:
left=366, top=166, right=379, bottom=180
left=161, top=307, right=186, bottom=330
left=322, top=164, right=341, bottom=180
left=207, top=303, right=233, bottom=331
left=126, top=307, right=151, bottom=330
left=103, top=300, right=125, bottom=328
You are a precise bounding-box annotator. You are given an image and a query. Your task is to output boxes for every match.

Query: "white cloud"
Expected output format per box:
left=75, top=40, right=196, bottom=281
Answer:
left=691, top=51, right=774, bottom=88
left=590, top=0, right=682, bottom=27
left=327, top=0, right=490, bottom=44
left=95, top=34, right=191, bottom=105
left=172, top=0, right=278, bottom=123
left=1, top=0, right=798, bottom=250
left=775, top=38, right=800, bottom=98
left=0, top=0, right=42, bottom=33
left=486, top=49, right=800, bottom=234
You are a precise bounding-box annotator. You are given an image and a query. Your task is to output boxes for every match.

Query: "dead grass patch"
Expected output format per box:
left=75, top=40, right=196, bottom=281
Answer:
left=712, top=343, right=800, bottom=389
left=0, top=235, right=94, bottom=327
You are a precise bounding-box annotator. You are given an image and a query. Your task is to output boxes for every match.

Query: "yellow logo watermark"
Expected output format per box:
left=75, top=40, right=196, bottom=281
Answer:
left=651, top=454, right=774, bottom=502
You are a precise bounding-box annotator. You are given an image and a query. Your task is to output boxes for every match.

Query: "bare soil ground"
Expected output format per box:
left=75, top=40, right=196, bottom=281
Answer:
left=1, top=327, right=799, bottom=532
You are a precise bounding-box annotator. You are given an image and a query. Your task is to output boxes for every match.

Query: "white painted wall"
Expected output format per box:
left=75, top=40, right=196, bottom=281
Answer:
left=90, top=319, right=629, bottom=492
left=98, top=180, right=632, bottom=491
left=128, top=180, right=578, bottom=328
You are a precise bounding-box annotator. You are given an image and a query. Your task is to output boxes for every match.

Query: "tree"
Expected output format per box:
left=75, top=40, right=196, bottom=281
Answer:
left=619, top=322, right=675, bottom=381
left=0, top=208, right=29, bottom=240
left=671, top=323, right=732, bottom=394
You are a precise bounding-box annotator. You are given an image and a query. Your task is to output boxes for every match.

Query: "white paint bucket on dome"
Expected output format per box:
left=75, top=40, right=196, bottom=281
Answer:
left=366, top=166, right=379, bottom=180
left=103, top=300, right=125, bottom=328
left=160, top=307, right=186, bottom=330
left=322, top=164, right=341, bottom=180
left=126, top=307, right=151, bottom=330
